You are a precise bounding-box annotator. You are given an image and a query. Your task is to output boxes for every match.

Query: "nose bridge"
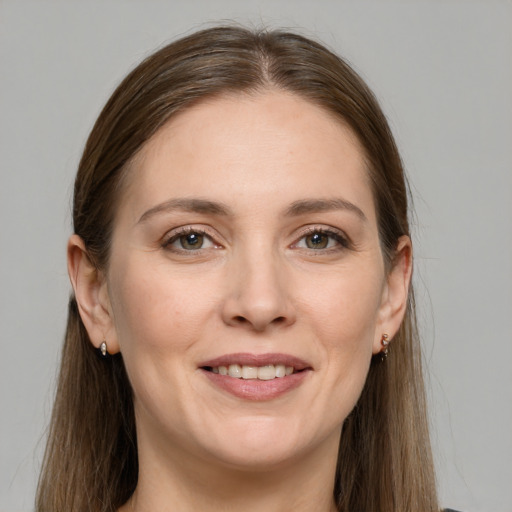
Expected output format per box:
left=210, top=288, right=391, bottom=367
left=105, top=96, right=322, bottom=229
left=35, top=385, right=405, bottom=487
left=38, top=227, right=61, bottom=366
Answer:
left=222, top=236, right=295, bottom=331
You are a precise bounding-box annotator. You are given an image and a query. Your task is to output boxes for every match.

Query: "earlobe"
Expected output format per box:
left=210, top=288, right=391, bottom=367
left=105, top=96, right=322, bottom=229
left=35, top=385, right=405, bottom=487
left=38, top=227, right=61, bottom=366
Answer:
left=372, top=236, right=412, bottom=355
left=67, top=234, right=120, bottom=354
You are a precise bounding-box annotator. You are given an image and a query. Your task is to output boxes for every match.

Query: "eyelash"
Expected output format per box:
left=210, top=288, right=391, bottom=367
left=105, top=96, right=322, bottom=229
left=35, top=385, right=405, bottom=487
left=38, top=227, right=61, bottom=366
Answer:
left=161, top=226, right=350, bottom=254
left=161, top=226, right=219, bottom=253
left=293, top=227, right=350, bottom=252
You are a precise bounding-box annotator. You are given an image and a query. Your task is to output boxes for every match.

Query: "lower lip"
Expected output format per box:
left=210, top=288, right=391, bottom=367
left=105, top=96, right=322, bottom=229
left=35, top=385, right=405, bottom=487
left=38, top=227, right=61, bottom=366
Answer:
left=201, top=369, right=310, bottom=401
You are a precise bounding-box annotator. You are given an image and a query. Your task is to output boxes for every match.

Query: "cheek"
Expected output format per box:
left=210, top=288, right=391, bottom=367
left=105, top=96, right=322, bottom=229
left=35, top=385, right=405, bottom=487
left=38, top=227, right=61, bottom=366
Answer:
left=106, top=257, right=219, bottom=425
left=301, top=263, right=384, bottom=412
left=108, top=256, right=214, bottom=357
left=303, top=264, right=384, bottom=345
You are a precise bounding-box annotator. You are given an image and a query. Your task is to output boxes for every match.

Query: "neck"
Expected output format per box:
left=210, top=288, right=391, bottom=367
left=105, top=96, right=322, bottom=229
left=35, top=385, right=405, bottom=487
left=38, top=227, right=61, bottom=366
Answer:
left=120, top=425, right=340, bottom=512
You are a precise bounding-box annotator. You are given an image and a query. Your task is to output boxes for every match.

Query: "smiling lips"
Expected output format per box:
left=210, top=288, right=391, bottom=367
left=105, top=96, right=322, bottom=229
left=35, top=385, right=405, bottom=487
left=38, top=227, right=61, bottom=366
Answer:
left=200, top=353, right=312, bottom=400
left=209, top=364, right=295, bottom=380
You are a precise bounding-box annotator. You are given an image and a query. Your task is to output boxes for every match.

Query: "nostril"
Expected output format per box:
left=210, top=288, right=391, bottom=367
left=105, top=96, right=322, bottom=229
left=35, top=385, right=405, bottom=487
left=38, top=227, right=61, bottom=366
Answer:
left=234, top=315, right=285, bottom=325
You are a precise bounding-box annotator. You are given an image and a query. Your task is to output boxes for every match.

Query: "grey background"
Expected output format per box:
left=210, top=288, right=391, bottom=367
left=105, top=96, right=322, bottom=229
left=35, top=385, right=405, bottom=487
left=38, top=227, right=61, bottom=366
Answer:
left=1, top=1, right=511, bottom=511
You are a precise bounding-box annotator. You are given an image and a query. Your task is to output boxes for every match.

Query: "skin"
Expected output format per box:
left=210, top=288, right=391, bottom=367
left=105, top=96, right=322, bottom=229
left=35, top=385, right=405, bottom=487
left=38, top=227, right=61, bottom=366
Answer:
left=68, top=90, right=412, bottom=512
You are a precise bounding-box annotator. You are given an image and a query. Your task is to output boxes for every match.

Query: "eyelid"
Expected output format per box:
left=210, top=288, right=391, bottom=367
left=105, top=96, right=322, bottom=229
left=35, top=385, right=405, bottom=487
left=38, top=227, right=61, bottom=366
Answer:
left=292, top=225, right=351, bottom=250
left=160, top=224, right=351, bottom=253
left=161, top=225, right=222, bottom=251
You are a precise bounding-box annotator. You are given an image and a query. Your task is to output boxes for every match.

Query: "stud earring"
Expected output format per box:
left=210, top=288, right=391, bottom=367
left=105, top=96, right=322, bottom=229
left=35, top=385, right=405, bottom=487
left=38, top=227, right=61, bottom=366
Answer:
left=381, top=333, right=390, bottom=358
left=100, top=341, right=108, bottom=357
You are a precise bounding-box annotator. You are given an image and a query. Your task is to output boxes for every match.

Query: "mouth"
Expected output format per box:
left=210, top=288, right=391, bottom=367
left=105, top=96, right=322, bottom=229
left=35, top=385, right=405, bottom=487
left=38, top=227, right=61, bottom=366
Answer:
left=199, top=353, right=312, bottom=400
left=203, top=364, right=301, bottom=380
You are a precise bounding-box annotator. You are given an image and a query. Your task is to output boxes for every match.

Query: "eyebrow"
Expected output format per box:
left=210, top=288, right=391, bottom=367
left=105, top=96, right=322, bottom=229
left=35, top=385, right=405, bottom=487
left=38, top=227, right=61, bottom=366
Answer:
left=137, top=198, right=232, bottom=224
left=284, top=198, right=367, bottom=221
left=137, top=196, right=367, bottom=224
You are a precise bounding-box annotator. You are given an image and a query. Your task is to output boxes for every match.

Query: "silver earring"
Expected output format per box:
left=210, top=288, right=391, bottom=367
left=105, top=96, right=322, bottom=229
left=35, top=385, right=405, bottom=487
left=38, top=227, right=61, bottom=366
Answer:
left=100, top=341, right=108, bottom=357
left=381, top=333, right=390, bottom=358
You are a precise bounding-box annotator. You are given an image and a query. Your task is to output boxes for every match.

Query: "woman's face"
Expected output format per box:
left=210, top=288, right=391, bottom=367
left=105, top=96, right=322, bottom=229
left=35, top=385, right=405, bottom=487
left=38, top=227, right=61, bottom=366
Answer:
left=98, top=91, right=407, bottom=470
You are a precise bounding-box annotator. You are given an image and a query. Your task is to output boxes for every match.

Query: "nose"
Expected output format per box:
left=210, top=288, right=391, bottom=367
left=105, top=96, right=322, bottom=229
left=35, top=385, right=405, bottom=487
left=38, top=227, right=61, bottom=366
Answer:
left=221, top=248, right=296, bottom=332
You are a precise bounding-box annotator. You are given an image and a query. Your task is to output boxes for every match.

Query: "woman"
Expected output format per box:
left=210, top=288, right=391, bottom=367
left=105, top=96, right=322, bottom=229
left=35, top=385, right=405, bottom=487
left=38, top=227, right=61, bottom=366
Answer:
left=37, top=26, right=440, bottom=511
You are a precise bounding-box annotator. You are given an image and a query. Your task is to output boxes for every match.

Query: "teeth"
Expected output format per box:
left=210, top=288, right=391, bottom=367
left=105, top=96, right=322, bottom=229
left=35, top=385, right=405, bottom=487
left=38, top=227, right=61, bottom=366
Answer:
left=241, top=365, right=258, bottom=379
left=258, top=365, right=275, bottom=380
left=275, top=364, right=286, bottom=378
left=228, top=364, right=242, bottom=378
left=210, top=364, right=298, bottom=380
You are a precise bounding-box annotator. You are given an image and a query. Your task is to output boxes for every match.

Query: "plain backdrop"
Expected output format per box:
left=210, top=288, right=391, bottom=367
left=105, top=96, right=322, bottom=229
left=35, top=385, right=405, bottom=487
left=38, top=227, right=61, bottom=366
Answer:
left=1, top=1, right=511, bottom=511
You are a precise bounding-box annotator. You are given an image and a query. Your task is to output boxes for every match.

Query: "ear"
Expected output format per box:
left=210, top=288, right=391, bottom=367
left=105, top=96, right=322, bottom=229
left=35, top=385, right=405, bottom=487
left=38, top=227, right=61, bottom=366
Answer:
left=67, top=234, right=120, bottom=354
left=372, top=235, right=413, bottom=355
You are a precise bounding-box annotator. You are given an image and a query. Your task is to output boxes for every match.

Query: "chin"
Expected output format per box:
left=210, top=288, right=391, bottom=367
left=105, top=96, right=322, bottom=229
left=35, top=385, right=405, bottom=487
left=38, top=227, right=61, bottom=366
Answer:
left=194, top=415, right=329, bottom=471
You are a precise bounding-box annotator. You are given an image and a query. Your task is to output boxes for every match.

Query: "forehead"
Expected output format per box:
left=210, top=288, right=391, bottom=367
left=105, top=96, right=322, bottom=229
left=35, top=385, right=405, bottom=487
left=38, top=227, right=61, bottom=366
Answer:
left=120, top=90, right=376, bottom=224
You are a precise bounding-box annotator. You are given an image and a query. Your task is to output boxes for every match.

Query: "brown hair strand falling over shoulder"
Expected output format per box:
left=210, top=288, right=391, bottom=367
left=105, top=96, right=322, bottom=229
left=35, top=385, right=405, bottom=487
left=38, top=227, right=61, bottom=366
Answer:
left=37, top=25, right=438, bottom=512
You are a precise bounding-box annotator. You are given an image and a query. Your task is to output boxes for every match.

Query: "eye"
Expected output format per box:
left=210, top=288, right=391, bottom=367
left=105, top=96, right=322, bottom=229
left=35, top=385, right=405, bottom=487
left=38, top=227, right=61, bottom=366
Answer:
left=177, top=232, right=206, bottom=250
left=294, top=228, right=349, bottom=251
left=163, top=228, right=217, bottom=252
left=304, top=232, right=330, bottom=249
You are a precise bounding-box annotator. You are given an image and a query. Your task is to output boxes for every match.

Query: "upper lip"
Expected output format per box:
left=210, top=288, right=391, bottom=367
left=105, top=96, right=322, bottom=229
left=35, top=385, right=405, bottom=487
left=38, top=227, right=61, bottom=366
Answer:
left=199, top=352, right=312, bottom=371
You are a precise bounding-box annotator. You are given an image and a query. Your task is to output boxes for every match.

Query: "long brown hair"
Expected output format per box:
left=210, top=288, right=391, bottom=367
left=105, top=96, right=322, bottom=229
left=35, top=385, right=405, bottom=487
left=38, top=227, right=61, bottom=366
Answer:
left=37, top=25, right=438, bottom=512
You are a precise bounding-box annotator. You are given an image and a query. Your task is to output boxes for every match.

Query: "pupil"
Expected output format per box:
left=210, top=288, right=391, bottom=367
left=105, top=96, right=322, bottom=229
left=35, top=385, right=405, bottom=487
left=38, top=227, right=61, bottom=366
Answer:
left=307, top=232, right=327, bottom=249
left=181, top=233, right=203, bottom=249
